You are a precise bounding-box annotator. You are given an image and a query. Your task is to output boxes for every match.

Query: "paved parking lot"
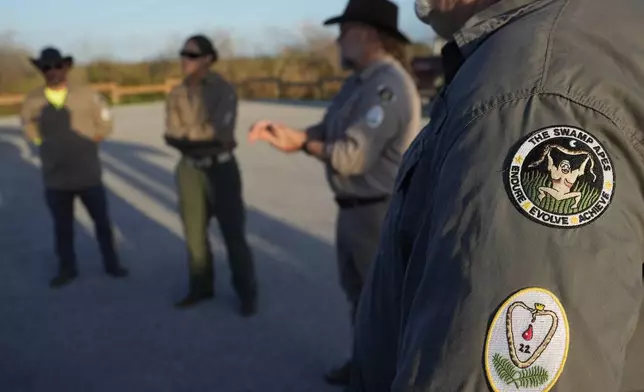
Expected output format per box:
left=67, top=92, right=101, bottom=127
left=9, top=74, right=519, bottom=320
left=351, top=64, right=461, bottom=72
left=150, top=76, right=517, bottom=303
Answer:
left=0, top=100, right=355, bottom=392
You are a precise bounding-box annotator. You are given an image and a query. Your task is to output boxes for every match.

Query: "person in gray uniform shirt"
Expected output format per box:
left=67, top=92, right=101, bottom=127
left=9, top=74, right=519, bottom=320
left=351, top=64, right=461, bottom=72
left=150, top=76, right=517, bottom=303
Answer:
left=248, top=0, right=421, bottom=386
left=349, top=0, right=644, bottom=391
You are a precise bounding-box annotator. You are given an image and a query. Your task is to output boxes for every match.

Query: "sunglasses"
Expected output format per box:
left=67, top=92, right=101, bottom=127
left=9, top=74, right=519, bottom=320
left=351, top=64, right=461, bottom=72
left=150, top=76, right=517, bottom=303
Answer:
left=179, top=51, right=205, bottom=59
left=41, top=62, right=64, bottom=72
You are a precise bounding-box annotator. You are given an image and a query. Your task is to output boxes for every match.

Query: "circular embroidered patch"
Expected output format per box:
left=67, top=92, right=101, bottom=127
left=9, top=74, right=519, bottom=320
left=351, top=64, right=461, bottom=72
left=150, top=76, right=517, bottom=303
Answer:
left=365, top=105, right=384, bottom=128
left=485, top=288, right=569, bottom=392
left=506, top=126, right=614, bottom=228
left=378, top=85, right=396, bottom=104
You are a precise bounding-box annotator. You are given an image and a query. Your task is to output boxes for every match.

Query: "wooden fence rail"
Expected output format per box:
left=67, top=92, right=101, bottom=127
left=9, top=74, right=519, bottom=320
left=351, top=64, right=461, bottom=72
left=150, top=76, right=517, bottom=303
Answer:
left=0, top=76, right=348, bottom=107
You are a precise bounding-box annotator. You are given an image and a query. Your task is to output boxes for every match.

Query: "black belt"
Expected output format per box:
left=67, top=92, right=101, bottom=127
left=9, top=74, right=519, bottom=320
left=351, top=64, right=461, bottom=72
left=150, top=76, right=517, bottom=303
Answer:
left=334, top=195, right=390, bottom=209
left=185, top=152, right=233, bottom=168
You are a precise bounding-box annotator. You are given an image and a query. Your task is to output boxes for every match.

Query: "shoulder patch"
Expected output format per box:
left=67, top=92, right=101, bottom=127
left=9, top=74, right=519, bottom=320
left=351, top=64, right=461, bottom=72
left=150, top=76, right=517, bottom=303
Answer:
left=504, top=125, right=614, bottom=228
left=93, top=92, right=107, bottom=105
left=100, top=107, right=111, bottom=121
left=377, top=84, right=396, bottom=104
left=485, top=287, right=569, bottom=391
left=365, top=105, right=384, bottom=128
left=223, top=111, right=233, bottom=125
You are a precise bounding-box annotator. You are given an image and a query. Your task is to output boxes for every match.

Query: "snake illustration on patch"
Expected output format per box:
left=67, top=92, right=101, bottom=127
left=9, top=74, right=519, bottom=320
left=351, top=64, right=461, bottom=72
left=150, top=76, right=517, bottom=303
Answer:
left=484, top=288, right=569, bottom=391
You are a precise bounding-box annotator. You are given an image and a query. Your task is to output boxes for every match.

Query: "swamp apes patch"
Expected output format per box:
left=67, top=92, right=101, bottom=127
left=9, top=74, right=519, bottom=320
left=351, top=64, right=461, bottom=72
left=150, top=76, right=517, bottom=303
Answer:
left=505, top=126, right=614, bottom=228
left=484, top=288, right=570, bottom=391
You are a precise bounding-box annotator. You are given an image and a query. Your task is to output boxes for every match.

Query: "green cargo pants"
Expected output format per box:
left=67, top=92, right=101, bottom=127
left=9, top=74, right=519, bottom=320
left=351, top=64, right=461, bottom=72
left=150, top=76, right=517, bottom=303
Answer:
left=175, top=155, right=257, bottom=302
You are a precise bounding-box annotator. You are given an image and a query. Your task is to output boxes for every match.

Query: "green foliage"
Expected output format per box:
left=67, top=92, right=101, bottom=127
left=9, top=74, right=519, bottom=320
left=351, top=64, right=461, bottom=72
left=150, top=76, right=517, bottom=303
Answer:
left=492, top=354, right=549, bottom=389
left=120, top=93, right=166, bottom=105
left=515, top=365, right=549, bottom=388
left=0, top=37, right=438, bottom=116
left=492, top=354, right=518, bottom=385
left=522, top=169, right=600, bottom=214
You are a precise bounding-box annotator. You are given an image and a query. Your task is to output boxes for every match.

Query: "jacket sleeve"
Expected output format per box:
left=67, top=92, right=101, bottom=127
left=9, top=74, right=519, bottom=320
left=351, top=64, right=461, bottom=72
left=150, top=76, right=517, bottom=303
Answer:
left=91, top=91, right=113, bottom=138
left=390, top=94, right=644, bottom=392
left=326, top=77, right=406, bottom=176
left=19, top=97, right=40, bottom=142
left=164, top=90, right=188, bottom=141
left=305, top=122, right=326, bottom=141
left=207, top=83, right=237, bottom=146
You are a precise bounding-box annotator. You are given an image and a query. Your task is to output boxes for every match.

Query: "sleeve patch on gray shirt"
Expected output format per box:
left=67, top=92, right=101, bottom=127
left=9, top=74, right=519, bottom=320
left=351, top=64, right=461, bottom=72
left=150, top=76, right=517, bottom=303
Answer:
left=224, top=111, right=233, bottom=125
left=484, top=287, right=569, bottom=391
left=505, top=126, right=614, bottom=228
left=100, top=108, right=111, bottom=121
left=365, top=105, right=384, bottom=128
left=378, top=85, right=396, bottom=104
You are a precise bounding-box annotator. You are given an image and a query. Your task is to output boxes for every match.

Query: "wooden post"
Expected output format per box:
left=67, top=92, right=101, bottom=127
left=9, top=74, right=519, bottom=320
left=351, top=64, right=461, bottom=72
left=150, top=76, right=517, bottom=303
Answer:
left=275, top=79, right=282, bottom=100
left=318, top=79, right=325, bottom=100
left=110, top=83, right=121, bottom=104
left=164, top=79, right=178, bottom=95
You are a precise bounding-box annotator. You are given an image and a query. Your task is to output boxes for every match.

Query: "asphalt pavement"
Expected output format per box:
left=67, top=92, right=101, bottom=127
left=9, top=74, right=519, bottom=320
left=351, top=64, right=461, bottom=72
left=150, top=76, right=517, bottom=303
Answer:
left=0, top=100, right=353, bottom=392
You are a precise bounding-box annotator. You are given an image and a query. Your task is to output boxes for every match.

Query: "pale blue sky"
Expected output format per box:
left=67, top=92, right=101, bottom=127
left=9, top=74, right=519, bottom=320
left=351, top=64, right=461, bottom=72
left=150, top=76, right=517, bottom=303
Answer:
left=1, top=0, right=434, bottom=62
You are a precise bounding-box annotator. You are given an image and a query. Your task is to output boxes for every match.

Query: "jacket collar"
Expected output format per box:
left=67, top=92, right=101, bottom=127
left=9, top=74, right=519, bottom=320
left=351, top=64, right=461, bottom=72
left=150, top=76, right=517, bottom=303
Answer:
left=441, top=0, right=551, bottom=85
left=358, top=54, right=396, bottom=82
left=454, top=0, right=550, bottom=58
left=182, top=71, right=219, bottom=87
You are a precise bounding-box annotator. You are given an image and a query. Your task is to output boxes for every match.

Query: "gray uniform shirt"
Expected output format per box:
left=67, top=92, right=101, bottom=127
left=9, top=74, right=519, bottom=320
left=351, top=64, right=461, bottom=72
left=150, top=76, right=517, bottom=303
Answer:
left=352, top=0, right=644, bottom=391
left=307, top=56, right=421, bottom=198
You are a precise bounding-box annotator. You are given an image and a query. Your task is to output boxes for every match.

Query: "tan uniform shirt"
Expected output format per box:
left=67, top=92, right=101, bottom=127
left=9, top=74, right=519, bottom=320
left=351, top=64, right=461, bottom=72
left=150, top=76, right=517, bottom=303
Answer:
left=308, top=56, right=421, bottom=199
left=20, top=84, right=112, bottom=190
left=164, top=72, right=237, bottom=157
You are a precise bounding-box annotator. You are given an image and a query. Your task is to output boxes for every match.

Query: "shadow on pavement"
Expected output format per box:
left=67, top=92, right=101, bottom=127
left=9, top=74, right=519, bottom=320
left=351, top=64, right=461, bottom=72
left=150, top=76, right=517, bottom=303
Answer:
left=246, top=98, right=434, bottom=119
left=244, top=99, right=331, bottom=110
left=0, top=126, right=347, bottom=392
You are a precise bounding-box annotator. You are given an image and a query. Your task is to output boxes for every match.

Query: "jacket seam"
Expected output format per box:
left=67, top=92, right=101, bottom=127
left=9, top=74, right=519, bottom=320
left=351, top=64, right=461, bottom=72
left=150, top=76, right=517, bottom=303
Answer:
left=538, top=0, right=570, bottom=91
left=453, top=91, right=623, bottom=154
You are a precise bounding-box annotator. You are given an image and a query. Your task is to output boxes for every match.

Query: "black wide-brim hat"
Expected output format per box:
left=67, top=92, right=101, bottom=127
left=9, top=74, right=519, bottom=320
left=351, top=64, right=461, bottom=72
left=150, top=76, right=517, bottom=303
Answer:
left=323, top=0, right=411, bottom=44
left=30, top=47, right=74, bottom=69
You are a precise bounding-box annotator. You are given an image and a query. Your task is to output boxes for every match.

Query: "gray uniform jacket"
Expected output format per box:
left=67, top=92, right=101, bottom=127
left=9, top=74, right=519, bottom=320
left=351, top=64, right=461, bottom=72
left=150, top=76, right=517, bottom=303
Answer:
left=307, top=56, right=421, bottom=199
left=351, top=0, right=644, bottom=391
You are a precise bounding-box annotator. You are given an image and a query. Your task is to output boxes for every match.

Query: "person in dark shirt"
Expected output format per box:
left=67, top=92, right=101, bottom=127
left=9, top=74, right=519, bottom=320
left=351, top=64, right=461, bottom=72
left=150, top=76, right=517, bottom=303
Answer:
left=20, top=47, right=128, bottom=288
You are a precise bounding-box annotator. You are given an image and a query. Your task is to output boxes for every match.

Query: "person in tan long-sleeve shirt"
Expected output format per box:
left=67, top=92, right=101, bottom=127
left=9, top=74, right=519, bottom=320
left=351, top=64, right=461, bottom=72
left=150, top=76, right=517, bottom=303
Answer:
left=20, top=47, right=128, bottom=288
left=165, top=35, right=257, bottom=316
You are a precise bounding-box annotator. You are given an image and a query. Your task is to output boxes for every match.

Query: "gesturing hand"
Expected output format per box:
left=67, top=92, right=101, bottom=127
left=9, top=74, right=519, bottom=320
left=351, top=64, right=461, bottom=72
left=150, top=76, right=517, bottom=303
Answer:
left=248, top=120, right=306, bottom=153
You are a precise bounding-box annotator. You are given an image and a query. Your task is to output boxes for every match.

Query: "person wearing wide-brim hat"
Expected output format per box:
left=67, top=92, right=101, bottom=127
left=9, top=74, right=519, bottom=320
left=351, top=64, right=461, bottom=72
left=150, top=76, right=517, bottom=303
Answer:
left=322, top=0, right=411, bottom=43
left=248, top=0, right=421, bottom=386
left=20, top=46, right=129, bottom=288
left=29, top=47, right=74, bottom=71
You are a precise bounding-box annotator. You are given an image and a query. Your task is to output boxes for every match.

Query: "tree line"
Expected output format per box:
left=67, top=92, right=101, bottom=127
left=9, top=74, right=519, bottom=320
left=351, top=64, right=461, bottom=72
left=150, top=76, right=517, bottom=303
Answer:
left=0, top=28, right=438, bottom=107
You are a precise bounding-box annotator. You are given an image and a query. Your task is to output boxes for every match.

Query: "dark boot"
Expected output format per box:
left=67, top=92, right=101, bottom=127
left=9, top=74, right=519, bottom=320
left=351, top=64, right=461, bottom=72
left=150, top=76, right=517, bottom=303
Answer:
left=50, top=271, right=78, bottom=288
left=240, top=297, right=258, bottom=317
left=106, top=265, right=129, bottom=278
left=324, top=360, right=352, bottom=386
left=174, top=291, right=214, bottom=309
